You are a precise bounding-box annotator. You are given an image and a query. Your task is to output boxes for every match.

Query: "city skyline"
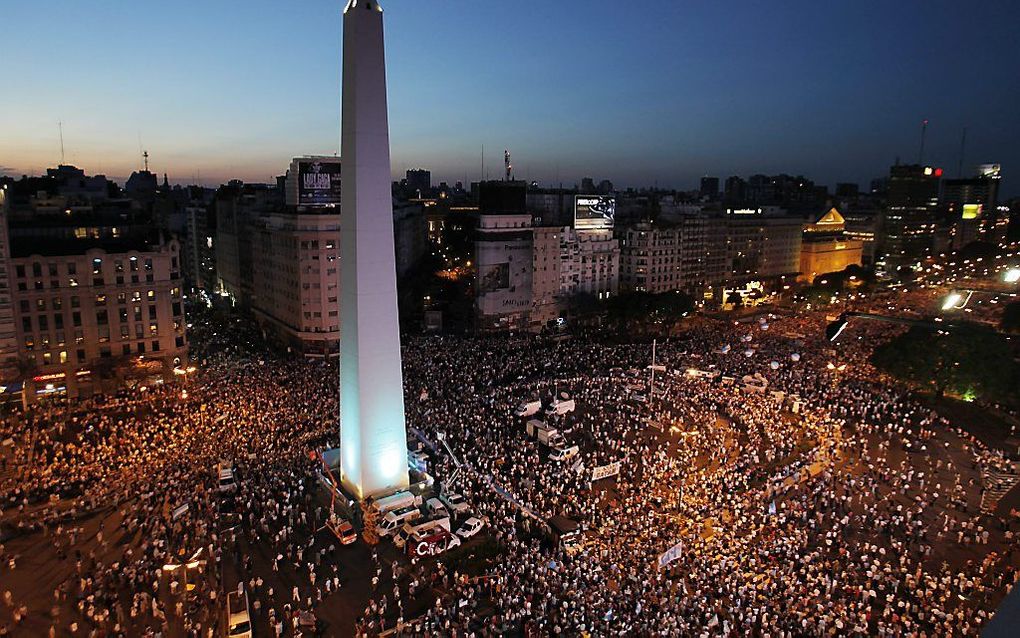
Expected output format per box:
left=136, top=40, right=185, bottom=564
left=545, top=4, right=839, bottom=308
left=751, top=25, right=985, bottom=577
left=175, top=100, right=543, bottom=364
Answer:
left=3, top=0, right=1020, bottom=194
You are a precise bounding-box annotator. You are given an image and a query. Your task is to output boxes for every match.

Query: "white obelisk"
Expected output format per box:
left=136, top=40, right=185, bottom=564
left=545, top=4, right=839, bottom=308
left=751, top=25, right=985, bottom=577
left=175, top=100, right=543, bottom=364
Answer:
left=339, top=0, right=409, bottom=499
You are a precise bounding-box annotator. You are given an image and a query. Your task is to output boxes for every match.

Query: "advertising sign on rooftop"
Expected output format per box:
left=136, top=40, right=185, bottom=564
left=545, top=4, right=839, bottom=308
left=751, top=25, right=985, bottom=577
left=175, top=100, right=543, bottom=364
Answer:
left=298, top=160, right=342, bottom=206
left=574, top=195, right=615, bottom=230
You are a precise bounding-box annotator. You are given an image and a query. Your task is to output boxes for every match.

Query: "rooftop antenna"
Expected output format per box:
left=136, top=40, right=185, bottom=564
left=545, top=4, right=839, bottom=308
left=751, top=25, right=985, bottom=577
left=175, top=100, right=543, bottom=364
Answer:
left=957, top=126, right=967, bottom=178
left=504, top=149, right=512, bottom=181
left=143, top=150, right=149, bottom=172
left=481, top=143, right=485, bottom=182
left=58, top=121, right=65, bottom=165
left=918, top=119, right=928, bottom=165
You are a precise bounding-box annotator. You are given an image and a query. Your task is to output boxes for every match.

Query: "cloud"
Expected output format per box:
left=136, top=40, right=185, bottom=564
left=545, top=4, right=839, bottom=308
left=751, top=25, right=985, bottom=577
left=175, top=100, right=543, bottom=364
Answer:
left=0, top=166, right=19, bottom=177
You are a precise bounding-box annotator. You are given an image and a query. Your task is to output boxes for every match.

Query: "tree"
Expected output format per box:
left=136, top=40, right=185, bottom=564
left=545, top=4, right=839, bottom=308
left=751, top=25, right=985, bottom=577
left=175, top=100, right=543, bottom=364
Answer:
left=604, top=291, right=694, bottom=333
left=871, top=323, right=1020, bottom=404
left=1001, top=301, right=1020, bottom=334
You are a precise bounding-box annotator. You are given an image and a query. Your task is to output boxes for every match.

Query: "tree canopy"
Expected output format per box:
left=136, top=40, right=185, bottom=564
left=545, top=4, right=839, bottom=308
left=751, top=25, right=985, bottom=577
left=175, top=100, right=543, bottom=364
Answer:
left=871, top=322, right=1020, bottom=405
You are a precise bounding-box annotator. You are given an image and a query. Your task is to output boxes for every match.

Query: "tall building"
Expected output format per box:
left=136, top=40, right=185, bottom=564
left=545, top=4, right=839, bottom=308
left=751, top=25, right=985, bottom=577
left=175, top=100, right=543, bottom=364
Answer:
left=619, top=219, right=714, bottom=295
left=723, top=208, right=802, bottom=283
left=699, top=176, right=719, bottom=200
left=475, top=212, right=533, bottom=331
left=723, top=176, right=746, bottom=204
left=405, top=168, right=431, bottom=196
left=842, top=209, right=880, bottom=266
left=0, top=186, right=18, bottom=385
left=880, top=164, right=941, bottom=266
left=530, top=225, right=619, bottom=329
left=250, top=211, right=340, bottom=357
left=941, top=164, right=1005, bottom=248
left=338, top=0, right=410, bottom=499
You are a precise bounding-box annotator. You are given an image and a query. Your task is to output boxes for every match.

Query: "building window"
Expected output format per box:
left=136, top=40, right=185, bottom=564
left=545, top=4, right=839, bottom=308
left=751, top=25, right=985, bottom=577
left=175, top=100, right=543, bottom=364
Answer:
left=149, top=323, right=158, bottom=336
left=151, top=340, right=160, bottom=352
left=96, top=309, right=108, bottom=325
left=59, top=351, right=67, bottom=364
left=92, top=258, right=102, bottom=274
left=36, top=299, right=46, bottom=311
left=130, top=256, right=138, bottom=271
left=77, top=349, right=85, bottom=362
left=15, top=265, right=25, bottom=278
left=137, top=342, right=146, bottom=354
left=19, top=300, right=29, bottom=313
left=32, top=263, right=42, bottom=277
left=147, top=290, right=155, bottom=300
left=175, top=336, right=185, bottom=348
left=21, top=317, right=31, bottom=332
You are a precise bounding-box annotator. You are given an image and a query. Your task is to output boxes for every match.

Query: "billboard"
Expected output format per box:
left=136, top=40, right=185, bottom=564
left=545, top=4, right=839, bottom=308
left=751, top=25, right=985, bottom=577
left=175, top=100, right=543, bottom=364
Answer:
left=961, top=203, right=982, bottom=220
left=478, top=262, right=510, bottom=293
left=574, top=195, right=615, bottom=230
left=298, top=160, right=342, bottom=206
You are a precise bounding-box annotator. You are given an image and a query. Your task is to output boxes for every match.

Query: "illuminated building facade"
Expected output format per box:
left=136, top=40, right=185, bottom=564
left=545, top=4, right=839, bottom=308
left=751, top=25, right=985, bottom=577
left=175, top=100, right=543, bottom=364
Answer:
left=9, top=241, right=187, bottom=400
left=798, top=207, right=863, bottom=282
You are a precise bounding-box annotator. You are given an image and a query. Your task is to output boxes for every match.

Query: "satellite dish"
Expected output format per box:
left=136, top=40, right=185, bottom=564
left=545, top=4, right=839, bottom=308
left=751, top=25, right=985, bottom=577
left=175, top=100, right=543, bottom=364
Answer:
left=790, top=353, right=801, bottom=362
left=770, top=361, right=780, bottom=370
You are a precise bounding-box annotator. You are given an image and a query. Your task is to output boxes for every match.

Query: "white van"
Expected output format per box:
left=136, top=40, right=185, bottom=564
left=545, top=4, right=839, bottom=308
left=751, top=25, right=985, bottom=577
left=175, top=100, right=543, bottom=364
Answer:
left=376, top=506, right=422, bottom=537
left=372, top=491, right=421, bottom=515
left=514, top=400, right=542, bottom=417
left=217, top=464, right=237, bottom=493
left=425, top=497, right=450, bottom=519
left=549, top=445, right=580, bottom=462
left=545, top=397, right=576, bottom=416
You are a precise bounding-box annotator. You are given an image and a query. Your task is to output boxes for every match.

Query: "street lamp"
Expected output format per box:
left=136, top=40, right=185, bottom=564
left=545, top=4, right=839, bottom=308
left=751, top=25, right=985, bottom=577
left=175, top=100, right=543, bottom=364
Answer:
left=941, top=291, right=973, bottom=310
left=1005, top=268, right=1020, bottom=284
left=825, top=316, right=849, bottom=342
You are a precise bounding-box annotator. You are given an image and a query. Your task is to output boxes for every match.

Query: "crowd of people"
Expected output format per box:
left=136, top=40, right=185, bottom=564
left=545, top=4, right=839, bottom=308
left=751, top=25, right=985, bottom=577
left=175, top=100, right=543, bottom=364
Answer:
left=0, top=287, right=1017, bottom=636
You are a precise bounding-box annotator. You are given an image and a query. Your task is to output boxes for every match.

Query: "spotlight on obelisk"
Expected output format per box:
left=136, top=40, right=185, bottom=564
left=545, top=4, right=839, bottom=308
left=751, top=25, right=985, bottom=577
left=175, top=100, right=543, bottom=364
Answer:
left=338, top=0, right=410, bottom=499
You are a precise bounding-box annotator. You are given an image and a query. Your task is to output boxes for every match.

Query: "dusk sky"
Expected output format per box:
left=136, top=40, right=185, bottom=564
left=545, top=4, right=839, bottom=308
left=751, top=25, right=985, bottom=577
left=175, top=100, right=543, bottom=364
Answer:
left=3, top=0, right=1019, bottom=194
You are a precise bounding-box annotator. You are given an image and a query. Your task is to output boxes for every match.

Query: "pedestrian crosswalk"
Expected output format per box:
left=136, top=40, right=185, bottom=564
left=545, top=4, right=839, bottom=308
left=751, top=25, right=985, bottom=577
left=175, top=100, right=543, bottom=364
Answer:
left=980, top=469, right=1020, bottom=513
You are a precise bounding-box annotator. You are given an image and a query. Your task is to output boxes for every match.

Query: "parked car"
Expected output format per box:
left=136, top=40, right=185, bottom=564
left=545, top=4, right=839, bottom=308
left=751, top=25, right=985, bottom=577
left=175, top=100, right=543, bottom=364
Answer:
left=456, top=517, right=486, bottom=539
left=439, top=492, right=471, bottom=515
